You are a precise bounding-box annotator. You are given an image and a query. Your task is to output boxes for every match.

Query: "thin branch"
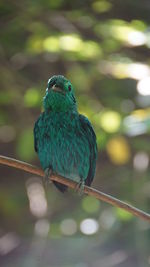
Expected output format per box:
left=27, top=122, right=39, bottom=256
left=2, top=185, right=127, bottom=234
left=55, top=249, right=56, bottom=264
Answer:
left=0, top=155, right=150, bottom=222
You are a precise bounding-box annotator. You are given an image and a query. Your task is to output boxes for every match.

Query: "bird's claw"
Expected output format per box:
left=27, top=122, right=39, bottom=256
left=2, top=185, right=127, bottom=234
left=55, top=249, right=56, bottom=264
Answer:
left=75, top=180, right=85, bottom=196
left=43, top=168, right=52, bottom=187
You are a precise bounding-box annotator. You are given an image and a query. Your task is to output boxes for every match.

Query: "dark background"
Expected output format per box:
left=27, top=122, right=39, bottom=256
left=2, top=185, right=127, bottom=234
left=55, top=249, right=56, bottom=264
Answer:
left=0, top=0, right=150, bottom=266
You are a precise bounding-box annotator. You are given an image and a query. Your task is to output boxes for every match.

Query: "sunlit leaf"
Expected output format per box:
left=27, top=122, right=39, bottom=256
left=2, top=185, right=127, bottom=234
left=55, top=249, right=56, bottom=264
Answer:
left=43, top=36, right=60, bottom=52
left=60, top=34, right=83, bottom=52
left=80, top=41, right=102, bottom=59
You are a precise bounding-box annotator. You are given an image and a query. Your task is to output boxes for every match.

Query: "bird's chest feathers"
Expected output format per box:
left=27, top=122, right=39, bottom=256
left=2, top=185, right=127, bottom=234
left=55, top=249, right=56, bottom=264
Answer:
left=41, top=112, right=77, bottom=144
left=38, top=111, right=82, bottom=162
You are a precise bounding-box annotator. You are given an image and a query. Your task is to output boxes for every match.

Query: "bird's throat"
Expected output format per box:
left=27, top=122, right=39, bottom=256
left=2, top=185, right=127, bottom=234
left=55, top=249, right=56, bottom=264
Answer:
left=52, top=85, right=65, bottom=95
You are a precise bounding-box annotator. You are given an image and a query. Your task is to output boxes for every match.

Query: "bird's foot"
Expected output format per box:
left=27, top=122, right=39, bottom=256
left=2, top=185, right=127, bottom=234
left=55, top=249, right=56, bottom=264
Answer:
left=43, top=168, right=52, bottom=187
left=75, top=180, right=85, bottom=196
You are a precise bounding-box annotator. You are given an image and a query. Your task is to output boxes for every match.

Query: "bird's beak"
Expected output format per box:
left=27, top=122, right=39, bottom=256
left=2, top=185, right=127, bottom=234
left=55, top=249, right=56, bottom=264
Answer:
left=52, top=84, right=65, bottom=95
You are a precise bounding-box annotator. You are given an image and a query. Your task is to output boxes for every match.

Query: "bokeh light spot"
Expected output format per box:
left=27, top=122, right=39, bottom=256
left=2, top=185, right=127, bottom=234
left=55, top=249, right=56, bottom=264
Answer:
left=24, top=88, right=41, bottom=107
left=127, top=31, right=146, bottom=46
left=115, top=208, right=133, bottom=221
left=43, top=37, right=60, bottom=52
left=133, top=152, right=149, bottom=172
left=81, top=41, right=101, bottom=58
left=123, top=114, right=148, bottom=136
left=100, top=209, right=116, bottom=229
left=60, top=35, right=83, bottom=52
left=107, top=137, right=130, bottom=165
left=82, top=196, right=100, bottom=213
left=137, top=77, right=150, bottom=95
left=0, top=233, right=20, bottom=255
left=35, top=219, right=50, bottom=237
left=92, top=0, right=112, bottom=13
left=80, top=218, right=99, bottom=235
left=60, top=219, right=77, bottom=235
left=127, top=63, right=150, bottom=80
left=100, top=111, right=121, bottom=133
left=26, top=178, right=47, bottom=218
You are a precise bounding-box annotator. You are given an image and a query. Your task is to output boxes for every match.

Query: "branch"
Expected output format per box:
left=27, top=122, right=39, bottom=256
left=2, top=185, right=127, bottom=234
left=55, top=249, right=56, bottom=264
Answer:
left=0, top=155, right=150, bottom=222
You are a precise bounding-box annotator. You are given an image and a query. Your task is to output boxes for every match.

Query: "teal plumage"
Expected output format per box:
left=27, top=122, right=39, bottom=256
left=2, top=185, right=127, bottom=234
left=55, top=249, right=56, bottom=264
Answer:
left=34, top=75, right=97, bottom=192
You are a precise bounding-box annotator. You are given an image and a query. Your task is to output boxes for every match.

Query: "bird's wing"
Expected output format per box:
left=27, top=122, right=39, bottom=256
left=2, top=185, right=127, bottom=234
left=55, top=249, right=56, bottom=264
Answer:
left=79, top=114, right=97, bottom=186
left=33, top=115, right=42, bottom=153
left=33, top=113, right=68, bottom=193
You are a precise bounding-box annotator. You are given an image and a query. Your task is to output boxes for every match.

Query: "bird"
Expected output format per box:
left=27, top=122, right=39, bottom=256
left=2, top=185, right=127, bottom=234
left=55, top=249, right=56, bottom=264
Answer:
left=34, top=75, right=97, bottom=193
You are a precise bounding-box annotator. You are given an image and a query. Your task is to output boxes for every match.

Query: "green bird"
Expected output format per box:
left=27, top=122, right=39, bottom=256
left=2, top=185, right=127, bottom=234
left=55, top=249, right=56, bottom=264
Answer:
left=34, top=75, right=97, bottom=192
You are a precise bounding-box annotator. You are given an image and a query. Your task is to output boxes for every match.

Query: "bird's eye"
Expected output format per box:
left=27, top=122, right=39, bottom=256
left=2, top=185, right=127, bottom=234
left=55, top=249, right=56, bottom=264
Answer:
left=68, top=85, right=71, bottom=91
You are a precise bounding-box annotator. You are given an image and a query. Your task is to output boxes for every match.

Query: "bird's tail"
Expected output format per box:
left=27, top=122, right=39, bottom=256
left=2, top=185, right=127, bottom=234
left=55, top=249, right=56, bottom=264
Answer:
left=53, top=181, right=68, bottom=193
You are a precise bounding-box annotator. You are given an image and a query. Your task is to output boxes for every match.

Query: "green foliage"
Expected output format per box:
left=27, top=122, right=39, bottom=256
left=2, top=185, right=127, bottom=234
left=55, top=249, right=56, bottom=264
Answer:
left=16, top=129, right=35, bottom=160
left=24, top=88, right=41, bottom=107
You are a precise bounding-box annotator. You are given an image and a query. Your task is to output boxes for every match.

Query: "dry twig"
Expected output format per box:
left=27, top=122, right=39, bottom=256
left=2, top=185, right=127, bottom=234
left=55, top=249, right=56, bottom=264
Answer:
left=0, top=155, right=150, bottom=222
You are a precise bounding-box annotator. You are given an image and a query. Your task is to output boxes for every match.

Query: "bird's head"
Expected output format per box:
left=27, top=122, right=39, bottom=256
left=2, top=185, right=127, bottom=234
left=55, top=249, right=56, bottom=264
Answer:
left=43, top=75, right=77, bottom=112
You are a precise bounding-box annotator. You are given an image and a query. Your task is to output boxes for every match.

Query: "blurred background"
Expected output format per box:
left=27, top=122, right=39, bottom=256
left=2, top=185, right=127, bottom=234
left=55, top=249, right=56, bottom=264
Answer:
left=0, top=0, right=150, bottom=266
